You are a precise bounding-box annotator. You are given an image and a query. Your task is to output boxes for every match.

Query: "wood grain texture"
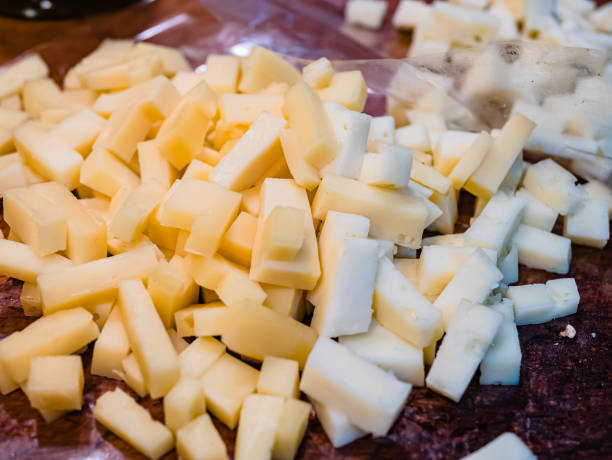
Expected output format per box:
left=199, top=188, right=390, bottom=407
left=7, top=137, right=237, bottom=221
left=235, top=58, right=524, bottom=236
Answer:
left=1, top=0, right=612, bottom=458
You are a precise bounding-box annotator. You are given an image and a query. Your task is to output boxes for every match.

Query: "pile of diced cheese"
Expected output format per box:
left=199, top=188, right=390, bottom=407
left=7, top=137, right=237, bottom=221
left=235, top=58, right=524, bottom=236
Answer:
left=0, top=39, right=610, bottom=460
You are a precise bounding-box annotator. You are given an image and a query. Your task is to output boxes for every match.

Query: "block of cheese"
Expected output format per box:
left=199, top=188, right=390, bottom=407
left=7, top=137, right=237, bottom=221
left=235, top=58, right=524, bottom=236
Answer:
left=200, top=54, right=240, bottom=94
left=176, top=414, right=228, bottom=460
left=210, top=112, right=286, bottom=191
left=21, top=77, right=74, bottom=120
left=262, top=284, right=304, bottom=320
left=93, top=388, right=174, bottom=460
left=148, top=255, right=199, bottom=328
left=0, top=54, right=49, bottom=99
left=0, top=307, right=98, bottom=382
left=345, top=0, right=388, bottom=29
left=310, top=399, right=367, bottom=448
left=425, top=2, right=500, bottom=47
left=164, top=377, right=207, bottom=432
left=80, top=148, right=140, bottom=197
left=119, top=353, right=147, bottom=397
left=339, top=320, right=424, bottom=386
left=129, top=42, right=191, bottom=76
left=583, top=180, right=612, bottom=218
left=515, top=188, right=558, bottom=232
left=157, top=81, right=217, bottom=170
left=138, top=140, right=176, bottom=189
left=394, top=258, right=419, bottom=287
left=178, top=337, right=225, bottom=379
left=0, top=240, right=70, bottom=283
left=222, top=302, right=317, bottom=368
left=392, top=0, right=431, bottom=29
left=118, top=280, right=179, bottom=398
left=410, top=161, right=451, bottom=195
left=13, top=122, right=83, bottom=189
left=367, top=115, right=395, bottom=152
left=171, top=71, right=207, bottom=96
left=464, top=191, right=526, bottom=259
left=512, top=224, right=571, bottom=274
left=522, top=159, right=583, bottom=216
left=91, top=305, right=130, bottom=378
left=426, top=300, right=502, bottom=402
left=303, top=57, right=334, bottom=89
left=219, top=211, right=257, bottom=266
left=273, top=398, right=311, bottom=460
left=546, top=278, right=580, bottom=318
left=506, top=284, right=556, bottom=325
left=499, top=243, right=519, bottom=285
left=3, top=186, right=67, bottom=256
left=359, top=144, right=413, bottom=189
left=251, top=179, right=320, bottom=290
left=66, top=39, right=133, bottom=88
left=167, top=328, right=189, bottom=353
left=564, top=198, right=609, bottom=248
left=49, top=108, right=105, bottom=155
left=278, top=128, right=321, bottom=191
left=192, top=303, right=227, bottom=337
left=257, top=356, right=300, bottom=398
left=427, top=189, right=458, bottom=235
left=465, top=113, right=535, bottom=200
left=283, top=80, right=337, bottom=169
left=378, top=253, right=444, bottom=342
left=25, top=355, right=83, bottom=411
left=183, top=159, right=212, bottom=181
left=20, top=282, right=42, bottom=317
left=434, top=248, right=503, bottom=328
left=313, top=175, right=428, bottom=248
left=260, top=206, right=305, bottom=262
left=479, top=300, right=521, bottom=385
left=300, top=337, right=411, bottom=436
left=433, top=130, right=479, bottom=176
left=235, top=394, right=284, bottom=460
left=318, top=71, right=367, bottom=112
left=0, top=157, right=28, bottom=197
left=0, top=94, right=21, bottom=110
left=0, top=362, right=18, bottom=395
left=239, top=47, right=301, bottom=94
left=83, top=55, right=163, bottom=91
left=201, top=353, right=259, bottom=429
left=186, top=252, right=249, bottom=291
left=463, top=432, right=536, bottom=460
left=448, top=132, right=492, bottom=189
left=220, top=93, right=283, bottom=125
left=395, top=123, right=431, bottom=152
left=215, top=271, right=267, bottom=307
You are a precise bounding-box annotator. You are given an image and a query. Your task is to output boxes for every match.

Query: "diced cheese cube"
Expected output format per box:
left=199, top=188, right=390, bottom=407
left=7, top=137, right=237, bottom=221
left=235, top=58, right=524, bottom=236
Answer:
left=192, top=303, right=227, bottom=337
left=219, top=211, right=257, bottom=266
left=120, top=353, right=148, bottom=396
left=172, top=71, right=207, bottom=96
left=176, top=414, right=228, bottom=460
left=300, top=337, right=411, bottom=436
left=393, top=258, right=419, bottom=287
left=323, top=106, right=370, bottom=179
left=367, top=115, right=395, bottom=152
left=215, top=271, right=267, bottom=307
left=506, top=283, right=556, bottom=325
left=201, top=353, right=259, bottom=429
left=0, top=107, right=29, bottom=131
left=273, top=398, right=311, bottom=460
left=130, top=42, right=191, bottom=76
left=512, top=224, right=571, bottom=274
left=546, top=278, right=580, bottom=318
left=260, top=206, right=305, bottom=261
left=0, top=54, right=49, bottom=99
left=235, top=394, right=284, bottom=460
left=345, top=0, right=388, bottom=29
left=84, top=55, right=163, bottom=91
left=80, top=148, right=140, bottom=197
left=425, top=3, right=500, bottom=47
left=0, top=239, right=69, bottom=283
left=262, top=284, right=304, bottom=320
left=359, top=144, right=413, bottom=189
left=49, top=108, right=105, bottom=155
left=374, top=257, right=444, bottom=348
left=179, top=337, right=225, bottom=379
left=310, top=399, right=368, bottom=448
left=20, top=282, right=42, bottom=317
left=426, top=300, right=503, bottom=402
left=303, top=57, right=334, bottom=89
left=26, top=355, right=83, bottom=411
left=392, top=0, right=431, bottom=30
left=201, top=54, right=240, bottom=94
left=164, top=378, right=207, bottom=432
left=499, top=243, right=519, bottom=285
left=239, top=47, right=301, bottom=94
left=395, top=124, right=431, bottom=153
left=583, top=180, right=612, bottom=219
left=522, top=159, right=582, bottom=215
left=0, top=94, right=21, bottom=110
left=219, top=93, right=283, bottom=125
left=257, top=356, right=300, bottom=398
left=278, top=128, right=321, bottom=191
left=185, top=200, right=242, bottom=258
left=564, top=198, right=609, bottom=248
left=93, top=388, right=173, bottom=460
left=318, top=71, right=367, bottom=112
left=91, top=305, right=130, bottom=378
left=168, top=328, right=189, bottom=353
left=419, top=245, right=485, bottom=297
left=433, top=131, right=479, bottom=176
left=448, top=132, right=492, bottom=189
left=434, top=248, right=503, bottom=328
left=410, top=161, right=451, bottom=194
left=515, top=188, right=558, bottom=232
left=428, top=188, right=458, bottom=234
left=462, top=432, right=536, bottom=460
left=138, top=140, right=176, bottom=189
left=0, top=157, right=28, bottom=197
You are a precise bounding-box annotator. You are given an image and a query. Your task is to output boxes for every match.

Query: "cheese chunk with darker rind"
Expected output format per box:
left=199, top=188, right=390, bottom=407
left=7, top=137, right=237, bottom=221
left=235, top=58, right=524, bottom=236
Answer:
left=239, top=47, right=301, bottom=94
left=312, top=175, right=428, bottom=249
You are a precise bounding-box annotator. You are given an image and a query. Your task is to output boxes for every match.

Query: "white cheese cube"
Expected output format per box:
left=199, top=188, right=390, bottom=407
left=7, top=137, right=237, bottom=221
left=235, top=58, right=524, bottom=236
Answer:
left=392, top=0, right=431, bottom=30
left=300, top=337, right=411, bottom=436
left=395, top=124, right=430, bottom=152
left=462, top=432, right=536, bottom=460
left=405, top=111, right=446, bottom=148
left=448, top=132, right=493, bottom=190
left=375, top=239, right=397, bottom=260
left=523, top=159, right=582, bottom=216
left=345, top=0, right=388, bottom=30
left=583, top=180, right=612, bottom=218
left=498, top=244, right=519, bottom=285
left=563, top=198, right=609, bottom=248
left=433, top=130, right=479, bottom=176
left=515, top=188, right=558, bottom=232
left=434, top=248, right=503, bottom=328
left=480, top=300, right=521, bottom=385
left=324, top=106, right=371, bottom=179
left=367, top=116, right=395, bottom=152
left=339, top=320, right=424, bottom=386
left=505, top=284, right=555, bottom=325
left=359, top=144, right=413, bottom=189
left=393, top=258, right=419, bottom=287
left=512, top=224, right=571, bottom=275
left=422, top=233, right=465, bottom=247
left=419, top=245, right=483, bottom=297
left=310, top=399, right=368, bottom=448
left=546, top=278, right=580, bottom=318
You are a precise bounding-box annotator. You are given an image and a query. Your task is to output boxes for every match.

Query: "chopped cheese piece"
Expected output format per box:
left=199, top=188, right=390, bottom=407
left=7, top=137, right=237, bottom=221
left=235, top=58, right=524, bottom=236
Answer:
left=219, top=211, right=257, bottom=266
left=262, top=284, right=304, bottom=320
left=302, top=57, right=334, bottom=89
left=220, top=93, right=283, bottom=125
left=260, top=206, right=305, bottom=261
left=394, top=258, right=419, bottom=287
left=171, top=71, right=207, bottom=95
left=433, top=130, right=479, bottom=176
left=192, top=303, right=227, bottom=337
left=310, top=399, right=367, bottom=448
left=359, top=144, right=413, bottom=189
left=411, top=159, right=451, bottom=195
left=583, top=180, right=612, bottom=218
left=0, top=107, right=29, bottom=130
left=120, top=353, right=147, bottom=397
left=506, top=284, right=556, bottom=325
left=20, top=282, right=42, bottom=316
left=25, top=355, right=83, bottom=411
left=50, top=108, right=105, bottom=155
left=546, top=278, right=580, bottom=318
left=80, top=148, right=140, bottom=197
left=176, top=414, right=228, bottom=460
left=396, top=124, right=431, bottom=152
left=22, top=77, right=74, bottom=120
left=428, top=188, right=457, bottom=234
left=499, top=243, right=519, bottom=285
left=300, top=337, right=411, bottom=436
left=239, top=47, right=301, bottom=94
left=0, top=94, right=21, bottom=110
left=392, top=0, right=431, bottom=30
left=91, top=305, right=130, bottom=378
left=184, top=199, right=242, bottom=258
left=138, top=140, right=176, bottom=189
left=426, top=300, right=502, bottom=402
left=425, top=2, right=500, bottom=47
left=257, top=356, right=300, bottom=398
left=130, top=42, right=191, bottom=76
left=367, top=116, right=395, bottom=152
left=84, top=55, right=163, bottom=91
left=515, top=188, right=558, bottom=232
left=235, top=394, right=284, bottom=460
left=93, top=388, right=174, bottom=460
left=564, top=198, right=609, bottom=248
left=167, top=328, right=189, bottom=353
left=512, top=224, right=571, bottom=274
left=522, top=159, right=582, bottom=215
left=215, top=271, right=267, bottom=307
left=164, top=378, right=207, bottom=432
left=201, top=54, right=240, bottom=94
left=462, top=432, right=536, bottom=460
left=179, top=337, right=225, bottom=379
left=345, top=0, right=388, bottom=30
left=448, top=132, right=492, bottom=189
left=201, top=353, right=259, bottom=429
left=278, top=128, right=321, bottom=191
left=0, top=54, right=49, bottom=99
left=273, top=398, right=311, bottom=460
left=0, top=239, right=68, bottom=283
left=318, top=71, right=367, bottom=112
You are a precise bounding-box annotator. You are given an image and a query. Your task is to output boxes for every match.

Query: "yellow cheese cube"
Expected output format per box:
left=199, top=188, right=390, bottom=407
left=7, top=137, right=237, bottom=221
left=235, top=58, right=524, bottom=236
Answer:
left=241, top=186, right=261, bottom=216
left=91, top=305, right=130, bottom=378
left=239, top=47, right=301, bottom=94
left=222, top=302, right=317, bottom=368
left=318, top=71, right=367, bottom=112
left=235, top=394, right=284, bottom=460
left=428, top=188, right=458, bottom=235
left=215, top=272, right=267, bottom=307
left=49, top=108, right=105, bottom=155
left=118, top=280, right=180, bottom=398
left=410, top=161, right=451, bottom=195
left=26, top=355, right=83, bottom=411
left=273, top=398, right=311, bottom=460
left=13, top=122, right=82, bottom=189
left=260, top=206, right=305, bottom=261
left=185, top=252, right=248, bottom=292
left=148, top=255, right=200, bottom=328
left=87, top=300, right=114, bottom=330
left=262, top=284, right=304, bottom=320
left=138, top=140, right=177, bottom=189
left=93, top=387, right=174, bottom=460
left=31, top=181, right=107, bottom=263
left=157, top=81, right=218, bottom=170
left=196, top=146, right=223, bottom=166
left=0, top=126, right=13, bottom=154
left=213, top=120, right=247, bottom=151
left=0, top=94, right=22, bottom=110
left=0, top=307, right=99, bottom=382
left=20, top=282, right=42, bottom=316
left=84, top=55, right=163, bottom=91
left=193, top=303, right=227, bottom=337
left=251, top=179, right=321, bottom=290
left=0, top=239, right=70, bottom=283
left=176, top=414, right=228, bottom=460
left=201, top=54, right=240, bottom=94
left=219, top=93, right=284, bottom=125
left=0, top=361, right=19, bottom=395
left=167, top=328, right=189, bottom=353
left=80, top=148, right=140, bottom=197
left=303, top=57, right=334, bottom=89
left=20, top=382, right=67, bottom=423
left=22, top=78, right=75, bottom=119
left=179, top=336, right=225, bottom=379
left=283, top=80, right=337, bottom=169
left=164, top=378, right=207, bottom=432
left=257, top=356, right=300, bottom=398
left=38, top=244, right=158, bottom=313
left=218, top=211, right=257, bottom=267
left=201, top=353, right=259, bottom=429
left=183, top=159, right=212, bottom=181
left=0, top=107, right=29, bottom=130
left=130, top=42, right=191, bottom=76
left=312, top=175, right=428, bottom=248
left=148, top=204, right=180, bottom=251
left=120, top=353, right=148, bottom=397
left=0, top=54, right=48, bottom=99
left=66, top=39, right=133, bottom=88
left=448, top=132, right=492, bottom=190
left=3, top=186, right=67, bottom=256
left=175, top=305, right=202, bottom=337
left=63, top=88, right=96, bottom=107
left=465, top=113, right=536, bottom=200
left=0, top=156, right=28, bottom=197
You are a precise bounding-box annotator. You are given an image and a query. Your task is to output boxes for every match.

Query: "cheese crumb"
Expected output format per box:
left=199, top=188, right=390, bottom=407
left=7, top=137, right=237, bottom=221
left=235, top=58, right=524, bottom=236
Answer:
left=560, top=324, right=576, bottom=339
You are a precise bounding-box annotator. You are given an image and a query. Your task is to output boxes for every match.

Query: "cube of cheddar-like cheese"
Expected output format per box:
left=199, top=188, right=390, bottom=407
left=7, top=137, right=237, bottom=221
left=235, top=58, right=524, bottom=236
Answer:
left=262, top=284, right=304, bottom=320
left=318, top=71, right=367, bottom=112
left=80, top=148, right=140, bottom=197
left=219, top=211, right=257, bottom=267
left=260, top=206, right=305, bottom=261
left=192, top=303, right=228, bottom=337
left=273, top=398, right=312, bottom=460
left=257, top=356, right=300, bottom=398
left=235, top=394, right=284, bottom=460
left=302, top=57, right=334, bottom=89
left=26, top=355, right=83, bottom=411
left=0, top=54, right=49, bottom=99
left=239, top=46, right=301, bottom=94
left=359, top=144, right=413, bottom=189
left=176, top=414, right=228, bottom=460
left=49, top=108, right=105, bottom=155
left=138, top=140, right=177, bottom=189
left=563, top=198, right=609, bottom=249
left=278, top=128, right=321, bottom=191
left=219, top=93, right=284, bottom=125
left=200, top=54, right=240, bottom=94
left=129, top=42, right=191, bottom=77
left=178, top=337, right=226, bottom=379
left=163, top=377, right=207, bottom=432
left=84, top=55, right=163, bottom=91
left=91, top=305, right=130, bottom=379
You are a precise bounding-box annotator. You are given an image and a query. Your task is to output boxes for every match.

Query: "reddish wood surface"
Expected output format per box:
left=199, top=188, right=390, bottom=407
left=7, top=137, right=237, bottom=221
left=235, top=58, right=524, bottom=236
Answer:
left=1, top=1, right=611, bottom=459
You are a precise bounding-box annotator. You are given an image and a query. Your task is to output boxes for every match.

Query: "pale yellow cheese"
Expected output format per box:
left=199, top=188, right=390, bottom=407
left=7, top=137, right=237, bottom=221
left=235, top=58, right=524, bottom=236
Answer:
left=448, top=132, right=492, bottom=190
left=164, top=378, right=207, bottom=432
left=22, top=78, right=75, bottom=119
left=273, top=398, right=311, bottom=460
left=20, top=381, right=67, bottom=423
left=176, top=413, right=228, bottom=460
left=262, top=284, right=304, bottom=320
left=278, top=128, right=320, bottom=191
left=428, top=188, right=458, bottom=235
left=138, top=140, right=177, bottom=189
left=186, top=252, right=251, bottom=291
left=49, top=108, right=105, bottom=155
left=0, top=239, right=72, bottom=283
left=241, top=186, right=261, bottom=216
left=20, top=282, right=42, bottom=316
left=235, top=394, right=284, bottom=460
left=239, top=46, right=301, bottom=94
left=0, top=54, right=49, bottom=99
left=410, top=161, right=451, bottom=194
left=196, top=146, right=223, bottom=166
left=129, top=42, right=191, bottom=76
left=91, top=305, right=130, bottom=378
left=93, top=387, right=174, bottom=460
left=148, top=203, right=180, bottom=251
left=218, top=211, right=257, bottom=267
left=84, top=55, right=163, bottom=91
left=257, top=356, right=300, bottom=398
left=201, top=54, right=240, bottom=94
left=80, top=148, right=140, bottom=197
left=215, top=272, right=267, bottom=307
left=0, top=94, right=22, bottom=110
left=318, top=71, right=367, bottom=112
left=63, top=88, right=96, bottom=107
left=0, top=157, right=28, bottom=197
left=118, top=279, right=179, bottom=398
left=0, top=107, right=28, bottom=130
left=260, top=206, right=305, bottom=261
left=303, top=57, right=334, bottom=89
left=189, top=303, right=226, bottom=337
left=182, top=159, right=212, bottom=181
left=0, top=307, right=99, bottom=382
left=167, top=328, right=189, bottom=353
left=178, top=336, right=225, bottom=380
left=220, top=93, right=283, bottom=125
left=213, top=121, right=248, bottom=151
left=120, top=353, right=148, bottom=397
left=25, top=355, right=83, bottom=411
left=87, top=300, right=114, bottom=330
